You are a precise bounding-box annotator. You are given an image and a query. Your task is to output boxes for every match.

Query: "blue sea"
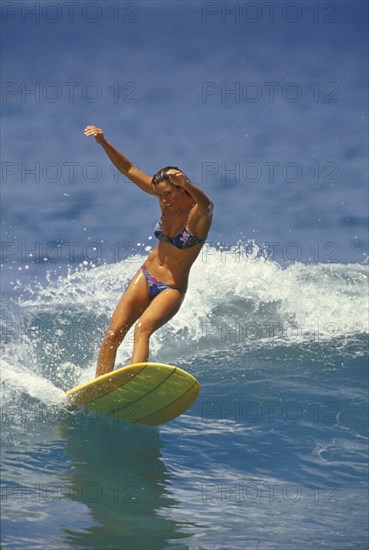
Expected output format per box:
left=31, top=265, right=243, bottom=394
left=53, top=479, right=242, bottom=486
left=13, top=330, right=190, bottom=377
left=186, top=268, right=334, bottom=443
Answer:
left=1, top=1, right=368, bottom=549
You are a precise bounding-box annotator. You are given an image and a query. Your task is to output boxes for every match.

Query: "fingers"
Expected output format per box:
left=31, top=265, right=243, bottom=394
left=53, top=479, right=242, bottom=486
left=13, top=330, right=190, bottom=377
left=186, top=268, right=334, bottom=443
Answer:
left=167, top=169, right=182, bottom=181
left=167, top=169, right=186, bottom=186
left=84, top=125, right=102, bottom=137
left=84, top=125, right=104, bottom=143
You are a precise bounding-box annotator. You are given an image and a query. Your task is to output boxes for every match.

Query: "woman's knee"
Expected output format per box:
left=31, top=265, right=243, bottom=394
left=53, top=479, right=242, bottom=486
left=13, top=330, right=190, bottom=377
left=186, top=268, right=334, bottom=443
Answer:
left=134, top=319, right=156, bottom=340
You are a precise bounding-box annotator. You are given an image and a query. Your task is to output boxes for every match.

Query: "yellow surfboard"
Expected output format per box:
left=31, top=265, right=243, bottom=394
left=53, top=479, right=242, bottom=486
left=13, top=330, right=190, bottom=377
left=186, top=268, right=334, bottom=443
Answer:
left=65, top=362, right=200, bottom=425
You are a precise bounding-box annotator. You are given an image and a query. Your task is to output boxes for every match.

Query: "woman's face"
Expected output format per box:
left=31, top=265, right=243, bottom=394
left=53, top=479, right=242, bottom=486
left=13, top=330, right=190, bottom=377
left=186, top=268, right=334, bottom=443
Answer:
left=153, top=180, right=186, bottom=210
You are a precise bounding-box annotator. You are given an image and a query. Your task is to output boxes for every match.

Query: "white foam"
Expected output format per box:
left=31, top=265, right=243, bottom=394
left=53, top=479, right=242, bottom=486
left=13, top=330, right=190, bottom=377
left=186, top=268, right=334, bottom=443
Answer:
left=15, top=245, right=369, bottom=344
left=1, top=359, right=65, bottom=405
left=2, top=245, right=368, bottom=408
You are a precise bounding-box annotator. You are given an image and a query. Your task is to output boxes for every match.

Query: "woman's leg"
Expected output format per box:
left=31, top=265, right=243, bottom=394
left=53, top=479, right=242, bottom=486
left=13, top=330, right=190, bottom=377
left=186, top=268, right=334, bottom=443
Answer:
left=131, top=288, right=184, bottom=364
left=96, top=268, right=150, bottom=377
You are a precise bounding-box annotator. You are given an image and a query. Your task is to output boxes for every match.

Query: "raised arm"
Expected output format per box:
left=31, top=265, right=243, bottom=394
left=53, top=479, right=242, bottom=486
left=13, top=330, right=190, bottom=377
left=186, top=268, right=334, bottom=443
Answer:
left=84, top=125, right=154, bottom=195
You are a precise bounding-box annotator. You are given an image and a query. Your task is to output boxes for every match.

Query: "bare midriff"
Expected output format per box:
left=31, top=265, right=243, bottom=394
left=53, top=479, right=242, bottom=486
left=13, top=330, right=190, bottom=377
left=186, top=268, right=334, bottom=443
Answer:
left=143, top=241, right=203, bottom=290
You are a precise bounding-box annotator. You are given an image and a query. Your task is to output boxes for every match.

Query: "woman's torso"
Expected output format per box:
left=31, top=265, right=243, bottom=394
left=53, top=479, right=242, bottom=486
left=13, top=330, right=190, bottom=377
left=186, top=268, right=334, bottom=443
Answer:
left=143, top=205, right=211, bottom=289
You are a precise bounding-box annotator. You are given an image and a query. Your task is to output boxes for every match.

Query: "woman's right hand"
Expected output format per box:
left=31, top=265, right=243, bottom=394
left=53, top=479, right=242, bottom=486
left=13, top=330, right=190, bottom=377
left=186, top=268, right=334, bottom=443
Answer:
left=84, top=125, right=105, bottom=144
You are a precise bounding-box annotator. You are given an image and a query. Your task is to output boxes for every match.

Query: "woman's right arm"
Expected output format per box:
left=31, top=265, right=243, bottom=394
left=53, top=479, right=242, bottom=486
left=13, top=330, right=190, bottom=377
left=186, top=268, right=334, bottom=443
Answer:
left=84, top=125, right=154, bottom=195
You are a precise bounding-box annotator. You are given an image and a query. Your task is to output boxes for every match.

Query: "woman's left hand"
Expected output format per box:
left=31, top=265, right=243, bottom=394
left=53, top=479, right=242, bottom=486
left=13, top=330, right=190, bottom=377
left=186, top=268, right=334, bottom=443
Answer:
left=167, top=169, right=189, bottom=187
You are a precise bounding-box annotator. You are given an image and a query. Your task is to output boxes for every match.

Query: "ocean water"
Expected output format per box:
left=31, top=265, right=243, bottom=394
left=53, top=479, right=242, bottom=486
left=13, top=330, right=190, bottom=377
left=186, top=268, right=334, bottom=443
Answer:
left=1, top=248, right=368, bottom=549
left=1, top=1, right=368, bottom=549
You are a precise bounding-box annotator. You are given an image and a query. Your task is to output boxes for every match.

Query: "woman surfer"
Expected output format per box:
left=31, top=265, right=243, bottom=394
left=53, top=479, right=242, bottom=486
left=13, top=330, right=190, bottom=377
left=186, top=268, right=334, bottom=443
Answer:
left=84, top=125, right=213, bottom=377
